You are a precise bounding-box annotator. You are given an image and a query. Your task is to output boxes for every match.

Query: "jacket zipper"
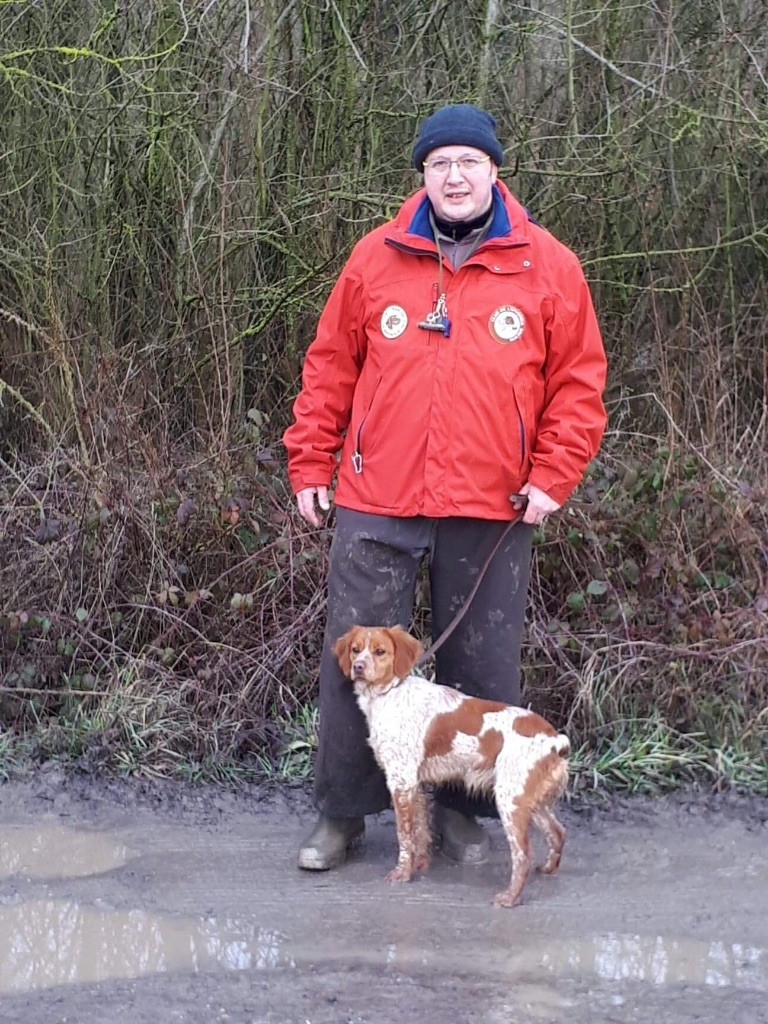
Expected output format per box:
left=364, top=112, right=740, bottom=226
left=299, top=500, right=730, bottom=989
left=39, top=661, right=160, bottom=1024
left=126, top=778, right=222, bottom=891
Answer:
left=352, top=375, right=382, bottom=474
left=515, top=384, right=529, bottom=469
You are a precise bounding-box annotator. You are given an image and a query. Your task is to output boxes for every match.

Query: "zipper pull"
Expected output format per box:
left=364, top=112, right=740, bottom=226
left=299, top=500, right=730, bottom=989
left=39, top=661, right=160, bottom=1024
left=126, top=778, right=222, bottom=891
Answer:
left=418, top=292, right=451, bottom=335
left=352, top=451, right=363, bottom=474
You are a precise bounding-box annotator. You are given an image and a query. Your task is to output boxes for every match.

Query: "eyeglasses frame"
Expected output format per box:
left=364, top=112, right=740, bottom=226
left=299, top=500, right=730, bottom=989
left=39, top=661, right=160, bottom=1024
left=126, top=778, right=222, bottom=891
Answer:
left=422, top=155, right=492, bottom=175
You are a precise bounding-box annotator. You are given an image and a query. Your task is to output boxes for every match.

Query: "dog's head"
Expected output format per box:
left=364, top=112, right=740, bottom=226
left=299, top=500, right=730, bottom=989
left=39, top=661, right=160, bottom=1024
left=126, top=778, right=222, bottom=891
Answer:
left=333, top=626, right=423, bottom=688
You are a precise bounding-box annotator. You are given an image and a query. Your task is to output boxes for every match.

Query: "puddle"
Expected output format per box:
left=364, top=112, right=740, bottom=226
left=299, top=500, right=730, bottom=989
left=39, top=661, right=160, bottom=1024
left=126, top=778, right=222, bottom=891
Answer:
left=0, top=820, right=764, bottom=1002
left=0, top=900, right=292, bottom=994
left=0, top=826, right=132, bottom=880
left=343, top=932, right=768, bottom=994
left=530, top=933, right=767, bottom=991
left=2, top=894, right=765, bottom=998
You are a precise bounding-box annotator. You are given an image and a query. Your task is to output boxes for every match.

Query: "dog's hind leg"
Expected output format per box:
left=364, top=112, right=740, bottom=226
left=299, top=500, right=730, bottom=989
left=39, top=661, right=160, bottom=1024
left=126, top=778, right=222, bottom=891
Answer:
left=493, top=801, right=532, bottom=908
left=533, top=757, right=568, bottom=874
left=533, top=806, right=566, bottom=874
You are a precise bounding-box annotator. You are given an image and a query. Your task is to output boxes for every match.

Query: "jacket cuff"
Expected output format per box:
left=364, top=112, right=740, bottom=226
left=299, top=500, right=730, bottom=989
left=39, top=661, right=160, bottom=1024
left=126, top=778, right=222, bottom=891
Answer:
left=526, top=471, right=576, bottom=507
left=288, top=468, right=335, bottom=495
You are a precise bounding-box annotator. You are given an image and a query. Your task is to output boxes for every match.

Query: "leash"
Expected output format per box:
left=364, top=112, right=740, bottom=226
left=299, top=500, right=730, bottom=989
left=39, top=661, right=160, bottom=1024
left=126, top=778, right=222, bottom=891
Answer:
left=415, top=495, right=528, bottom=667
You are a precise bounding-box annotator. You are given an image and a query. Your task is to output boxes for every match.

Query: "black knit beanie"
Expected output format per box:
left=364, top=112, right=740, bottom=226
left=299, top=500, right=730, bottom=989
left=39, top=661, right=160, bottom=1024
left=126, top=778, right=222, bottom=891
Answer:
left=412, top=104, right=504, bottom=170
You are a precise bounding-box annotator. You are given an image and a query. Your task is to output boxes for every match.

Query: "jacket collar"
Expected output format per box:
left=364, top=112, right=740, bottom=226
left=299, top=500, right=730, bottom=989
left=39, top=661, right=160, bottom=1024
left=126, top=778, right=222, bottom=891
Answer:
left=388, top=179, right=531, bottom=251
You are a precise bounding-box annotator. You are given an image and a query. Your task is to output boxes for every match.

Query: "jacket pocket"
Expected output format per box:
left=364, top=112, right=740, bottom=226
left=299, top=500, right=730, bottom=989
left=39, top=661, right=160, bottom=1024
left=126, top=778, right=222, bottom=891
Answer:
left=511, top=381, right=534, bottom=473
left=350, top=374, right=383, bottom=475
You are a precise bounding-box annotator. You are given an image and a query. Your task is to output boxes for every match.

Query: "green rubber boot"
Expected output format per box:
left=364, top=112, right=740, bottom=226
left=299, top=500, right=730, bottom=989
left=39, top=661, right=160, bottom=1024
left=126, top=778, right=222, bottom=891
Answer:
left=435, top=806, right=490, bottom=864
left=297, top=815, right=365, bottom=871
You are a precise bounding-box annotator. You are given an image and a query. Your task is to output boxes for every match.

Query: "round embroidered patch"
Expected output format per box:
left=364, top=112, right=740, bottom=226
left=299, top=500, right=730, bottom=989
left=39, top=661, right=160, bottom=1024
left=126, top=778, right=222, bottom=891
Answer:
left=490, top=305, right=525, bottom=343
left=381, top=305, right=408, bottom=339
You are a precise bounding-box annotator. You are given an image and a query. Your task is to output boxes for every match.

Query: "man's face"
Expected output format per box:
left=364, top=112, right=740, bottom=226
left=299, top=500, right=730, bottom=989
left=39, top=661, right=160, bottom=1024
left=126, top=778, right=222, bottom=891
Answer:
left=423, top=144, right=498, bottom=223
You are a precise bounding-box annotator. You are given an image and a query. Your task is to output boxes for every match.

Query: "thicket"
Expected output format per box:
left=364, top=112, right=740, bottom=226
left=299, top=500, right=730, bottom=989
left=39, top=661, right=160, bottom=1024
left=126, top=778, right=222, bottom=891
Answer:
left=1, top=0, right=766, bottom=792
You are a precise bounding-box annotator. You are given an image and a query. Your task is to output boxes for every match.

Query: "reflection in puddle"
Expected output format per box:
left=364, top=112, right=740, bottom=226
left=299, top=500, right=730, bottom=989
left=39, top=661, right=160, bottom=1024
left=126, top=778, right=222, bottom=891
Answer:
left=0, top=826, right=132, bottom=880
left=0, top=900, right=293, bottom=994
left=0, top=898, right=765, bottom=997
left=538, top=933, right=766, bottom=991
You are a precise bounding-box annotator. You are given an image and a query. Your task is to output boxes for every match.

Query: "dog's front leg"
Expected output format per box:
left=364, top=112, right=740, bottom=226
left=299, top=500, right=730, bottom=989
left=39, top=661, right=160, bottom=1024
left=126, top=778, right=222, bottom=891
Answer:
left=411, top=786, right=431, bottom=874
left=386, top=785, right=426, bottom=883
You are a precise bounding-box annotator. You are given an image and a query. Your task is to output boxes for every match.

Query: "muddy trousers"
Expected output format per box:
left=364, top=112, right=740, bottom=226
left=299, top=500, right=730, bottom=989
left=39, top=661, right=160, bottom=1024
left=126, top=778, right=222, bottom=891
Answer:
left=313, top=508, right=535, bottom=819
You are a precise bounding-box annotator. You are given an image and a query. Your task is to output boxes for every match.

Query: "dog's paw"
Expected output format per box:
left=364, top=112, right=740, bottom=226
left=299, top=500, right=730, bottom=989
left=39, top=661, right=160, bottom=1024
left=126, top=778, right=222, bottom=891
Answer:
left=536, top=861, right=560, bottom=875
left=492, top=889, right=522, bottom=909
left=385, top=866, right=414, bottom=883
left=537, top=852, right=562, bottom=875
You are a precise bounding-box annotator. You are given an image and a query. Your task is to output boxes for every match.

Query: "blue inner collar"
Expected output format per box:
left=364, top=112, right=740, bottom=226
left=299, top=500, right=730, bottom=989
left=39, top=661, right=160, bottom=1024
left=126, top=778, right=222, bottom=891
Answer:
left=407, top=184, right=512, bottom=242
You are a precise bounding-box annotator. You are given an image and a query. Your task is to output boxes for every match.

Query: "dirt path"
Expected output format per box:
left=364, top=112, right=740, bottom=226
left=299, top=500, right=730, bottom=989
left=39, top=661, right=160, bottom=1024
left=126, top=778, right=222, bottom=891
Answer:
left=0, top=772, right=766, bottom=1024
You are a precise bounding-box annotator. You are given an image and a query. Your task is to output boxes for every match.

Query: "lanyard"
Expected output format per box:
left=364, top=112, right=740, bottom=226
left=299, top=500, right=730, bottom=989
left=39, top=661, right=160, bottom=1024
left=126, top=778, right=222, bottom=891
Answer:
left=417, top=235, right=451, bottom=337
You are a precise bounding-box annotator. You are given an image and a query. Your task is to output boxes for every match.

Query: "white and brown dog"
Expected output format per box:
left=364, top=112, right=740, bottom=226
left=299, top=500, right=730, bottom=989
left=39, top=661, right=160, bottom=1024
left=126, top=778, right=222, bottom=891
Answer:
left=333, top=625, right=570, bottom=908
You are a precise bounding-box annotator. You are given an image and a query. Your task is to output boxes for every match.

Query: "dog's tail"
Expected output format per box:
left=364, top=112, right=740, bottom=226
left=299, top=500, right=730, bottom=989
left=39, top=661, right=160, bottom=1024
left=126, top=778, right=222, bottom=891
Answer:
left=553, top=734, right=570, bottom=759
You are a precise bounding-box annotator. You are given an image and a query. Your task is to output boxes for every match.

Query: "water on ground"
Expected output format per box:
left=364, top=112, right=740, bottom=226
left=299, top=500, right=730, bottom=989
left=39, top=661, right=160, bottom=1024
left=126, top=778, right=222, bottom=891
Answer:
left=0, top=774, right=765, bottom=1023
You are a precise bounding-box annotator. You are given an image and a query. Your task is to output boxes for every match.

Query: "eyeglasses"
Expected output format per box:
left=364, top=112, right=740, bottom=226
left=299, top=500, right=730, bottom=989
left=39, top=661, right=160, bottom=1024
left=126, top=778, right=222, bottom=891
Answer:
left=423, top=155, right=491, bottom=175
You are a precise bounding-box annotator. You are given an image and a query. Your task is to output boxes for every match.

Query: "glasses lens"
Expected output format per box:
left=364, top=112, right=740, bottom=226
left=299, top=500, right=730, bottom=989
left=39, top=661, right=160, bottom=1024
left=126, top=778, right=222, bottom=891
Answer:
left=425, top=156, right=487, bottom=174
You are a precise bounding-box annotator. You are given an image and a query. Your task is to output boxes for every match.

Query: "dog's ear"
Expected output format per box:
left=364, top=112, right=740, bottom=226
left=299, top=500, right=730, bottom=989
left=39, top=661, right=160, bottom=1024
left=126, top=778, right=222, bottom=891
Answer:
left=333, top=630, right=354, bottom=677
left=389, top=627, right=423, bottom=679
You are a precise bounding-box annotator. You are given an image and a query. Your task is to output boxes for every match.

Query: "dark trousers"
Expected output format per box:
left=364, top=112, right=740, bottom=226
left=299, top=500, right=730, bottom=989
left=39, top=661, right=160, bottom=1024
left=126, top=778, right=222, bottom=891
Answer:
left=313, top=508, right=534, bottom=819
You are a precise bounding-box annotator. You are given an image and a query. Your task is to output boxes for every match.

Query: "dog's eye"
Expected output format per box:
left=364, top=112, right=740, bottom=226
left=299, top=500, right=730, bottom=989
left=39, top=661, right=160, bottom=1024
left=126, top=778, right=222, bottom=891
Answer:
left=374, top=647, right=386, bottom=656
left=351, top=645, right=361, bottom=654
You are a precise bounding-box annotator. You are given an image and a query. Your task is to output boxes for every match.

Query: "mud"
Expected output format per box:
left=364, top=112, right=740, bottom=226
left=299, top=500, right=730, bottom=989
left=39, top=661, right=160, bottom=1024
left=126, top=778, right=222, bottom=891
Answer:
left=0, top=771, right=766, bottom=1023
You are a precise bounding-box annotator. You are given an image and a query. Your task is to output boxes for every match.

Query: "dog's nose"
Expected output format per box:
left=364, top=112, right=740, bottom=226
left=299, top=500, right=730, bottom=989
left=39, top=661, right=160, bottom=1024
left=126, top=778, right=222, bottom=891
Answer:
left=352, top=657, right=366, bottom=674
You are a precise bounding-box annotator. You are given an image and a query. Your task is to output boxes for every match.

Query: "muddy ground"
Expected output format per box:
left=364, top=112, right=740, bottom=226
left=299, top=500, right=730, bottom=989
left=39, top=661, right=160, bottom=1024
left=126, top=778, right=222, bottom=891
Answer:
left=0, top=771, right=766, bottom=1024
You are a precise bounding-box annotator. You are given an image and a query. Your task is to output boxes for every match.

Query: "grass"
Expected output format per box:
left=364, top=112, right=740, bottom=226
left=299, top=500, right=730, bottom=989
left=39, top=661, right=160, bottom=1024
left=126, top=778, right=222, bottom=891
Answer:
left=570, top=718, right=768, bottom=797
left=7, top=706, right=764, bottom=798
left=0, top=730, right=35, bottom=783
left=256, top=705, right=318, bottom=783
left=0, top=656, right=321, bottom=787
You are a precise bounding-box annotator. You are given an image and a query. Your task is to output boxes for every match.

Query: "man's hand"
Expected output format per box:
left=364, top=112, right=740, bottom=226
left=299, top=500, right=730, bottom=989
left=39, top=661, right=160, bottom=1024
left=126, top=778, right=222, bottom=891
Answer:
left=511, top=484, right=561, bottom=526
left=296, top=486, right=331, bottom=527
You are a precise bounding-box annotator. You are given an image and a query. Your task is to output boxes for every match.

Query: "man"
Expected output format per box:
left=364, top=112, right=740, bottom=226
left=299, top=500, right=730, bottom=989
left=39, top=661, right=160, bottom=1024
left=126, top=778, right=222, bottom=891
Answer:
left=283, top=104, right=607, bottom=870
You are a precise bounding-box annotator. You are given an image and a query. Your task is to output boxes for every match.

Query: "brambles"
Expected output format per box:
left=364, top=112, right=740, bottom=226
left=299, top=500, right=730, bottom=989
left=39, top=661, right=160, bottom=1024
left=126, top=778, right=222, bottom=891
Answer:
left=0, top=0, right=766, bottom=789
left=0, top=445, right=327, bottom=780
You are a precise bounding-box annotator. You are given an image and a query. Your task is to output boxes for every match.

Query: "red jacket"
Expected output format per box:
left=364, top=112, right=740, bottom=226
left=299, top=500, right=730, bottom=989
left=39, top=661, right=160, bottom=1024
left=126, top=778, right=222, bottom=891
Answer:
left=284, top=181, right=607, bottom=519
